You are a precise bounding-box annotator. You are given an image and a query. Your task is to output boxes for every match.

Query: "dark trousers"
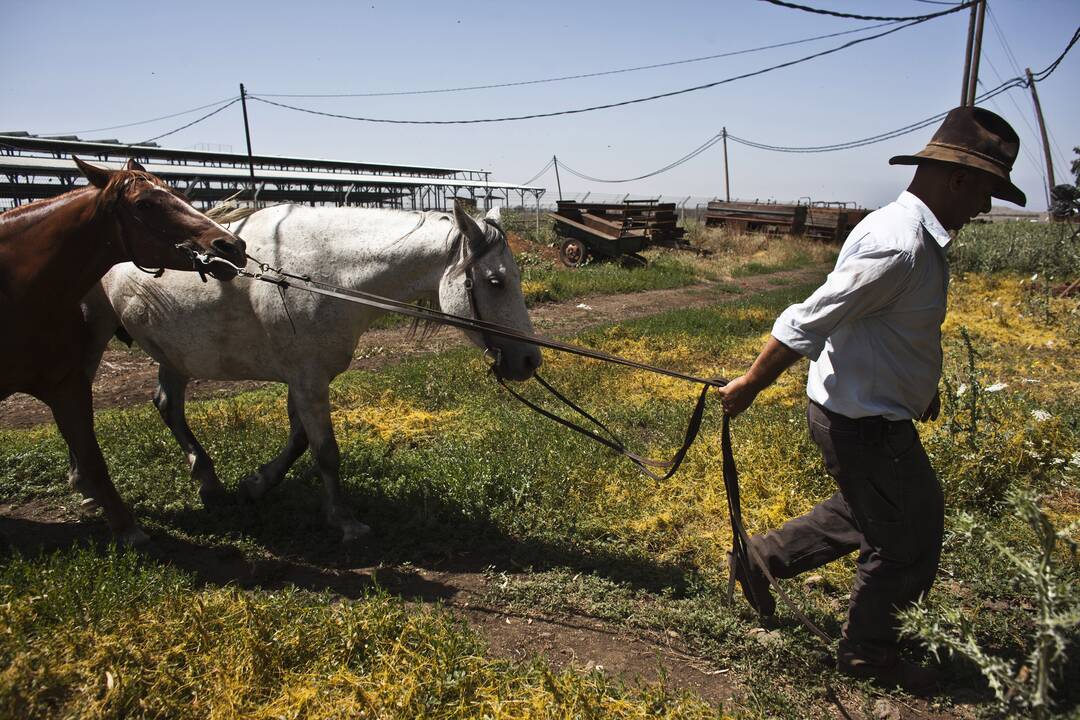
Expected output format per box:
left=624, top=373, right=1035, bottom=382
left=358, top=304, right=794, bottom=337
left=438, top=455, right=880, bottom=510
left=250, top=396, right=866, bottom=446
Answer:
left=751, top=401, right=945, bottom=663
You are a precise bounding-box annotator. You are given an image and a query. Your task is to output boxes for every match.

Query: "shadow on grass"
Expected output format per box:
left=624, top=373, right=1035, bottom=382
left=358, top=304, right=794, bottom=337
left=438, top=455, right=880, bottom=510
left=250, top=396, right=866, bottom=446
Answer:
left=0, top=476, right=699, bottom=605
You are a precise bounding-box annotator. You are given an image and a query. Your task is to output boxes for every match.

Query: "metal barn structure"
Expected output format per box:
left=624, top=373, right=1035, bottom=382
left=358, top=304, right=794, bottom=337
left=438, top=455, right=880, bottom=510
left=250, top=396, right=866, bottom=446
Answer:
left=0, top=132, right=544, bottom=211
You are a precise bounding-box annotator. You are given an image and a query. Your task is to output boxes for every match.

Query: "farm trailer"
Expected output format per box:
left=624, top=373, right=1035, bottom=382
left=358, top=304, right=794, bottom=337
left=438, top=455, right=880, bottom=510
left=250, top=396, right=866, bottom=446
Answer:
left=704, top=200, right=870, bottom=242
left=548, top=200, right=688, bottom=267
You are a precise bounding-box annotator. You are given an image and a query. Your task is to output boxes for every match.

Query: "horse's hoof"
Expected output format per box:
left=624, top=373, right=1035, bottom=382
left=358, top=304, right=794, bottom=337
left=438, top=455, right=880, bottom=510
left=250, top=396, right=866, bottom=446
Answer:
left=199, top=483, right=233, bottom=509
left=341, top=522, right=371, bottom=544
left=79, top=497, right=101, bottom=512
left=116, top=526, right=152, bottom=547
left=237, top=474, right=266, bottom=504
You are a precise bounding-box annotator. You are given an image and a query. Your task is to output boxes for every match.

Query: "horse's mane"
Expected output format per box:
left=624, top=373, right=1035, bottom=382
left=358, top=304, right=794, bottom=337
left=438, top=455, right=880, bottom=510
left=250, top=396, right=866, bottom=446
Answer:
left=410, top=213, right=508, bottom=343
left=96, top=169, right=169, bottom=212
left=449, top=217, right=508, bottom=275
left=0, top=169, right=169, bottom=221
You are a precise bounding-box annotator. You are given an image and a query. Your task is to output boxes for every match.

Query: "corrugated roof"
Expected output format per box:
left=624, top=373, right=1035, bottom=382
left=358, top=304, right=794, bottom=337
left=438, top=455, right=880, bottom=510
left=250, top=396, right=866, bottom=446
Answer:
left=0, top=155, right=543, bottom=192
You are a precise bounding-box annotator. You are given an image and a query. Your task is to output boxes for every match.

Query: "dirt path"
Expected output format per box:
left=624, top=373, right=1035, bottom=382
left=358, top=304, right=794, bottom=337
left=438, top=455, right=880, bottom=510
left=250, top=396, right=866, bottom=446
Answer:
left=0, top=265, right=825, bottom=429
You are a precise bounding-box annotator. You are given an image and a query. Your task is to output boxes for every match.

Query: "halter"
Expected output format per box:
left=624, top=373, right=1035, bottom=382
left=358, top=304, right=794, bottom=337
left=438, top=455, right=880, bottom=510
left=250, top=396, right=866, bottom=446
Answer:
left=110, top=176, right=213, bottom=281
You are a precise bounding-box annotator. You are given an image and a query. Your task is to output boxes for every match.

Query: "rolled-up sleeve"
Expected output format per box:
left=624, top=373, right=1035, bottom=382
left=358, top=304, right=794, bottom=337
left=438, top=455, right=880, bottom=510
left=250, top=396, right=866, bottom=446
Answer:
left=771, top=241, right=914, bottom=360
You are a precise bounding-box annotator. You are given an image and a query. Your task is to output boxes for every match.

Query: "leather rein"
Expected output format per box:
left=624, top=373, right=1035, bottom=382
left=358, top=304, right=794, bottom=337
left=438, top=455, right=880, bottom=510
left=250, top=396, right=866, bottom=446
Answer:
left=204, top=233, right=832, bottom=644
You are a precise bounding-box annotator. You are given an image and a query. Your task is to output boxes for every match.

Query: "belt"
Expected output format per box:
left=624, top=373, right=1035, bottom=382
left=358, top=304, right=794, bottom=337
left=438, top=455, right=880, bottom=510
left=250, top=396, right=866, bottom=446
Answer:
left=810, top=400, right=911, bottom=444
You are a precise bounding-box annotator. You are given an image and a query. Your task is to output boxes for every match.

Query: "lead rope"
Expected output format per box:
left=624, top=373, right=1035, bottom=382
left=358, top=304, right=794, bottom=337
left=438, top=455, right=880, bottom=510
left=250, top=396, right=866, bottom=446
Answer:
left=215, top=251, right=831, bottom=644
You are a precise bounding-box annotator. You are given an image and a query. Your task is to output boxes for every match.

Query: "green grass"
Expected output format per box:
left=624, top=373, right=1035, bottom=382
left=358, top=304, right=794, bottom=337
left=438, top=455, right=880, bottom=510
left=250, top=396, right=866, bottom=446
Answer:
left=729, top=250, right=813, bottom=278
left=950, top=221, right=1079, bottom=277
left=1, top=273, right=1077, bottom=718
left=520, top=253, right=704, bottom=304
left=0, top=549, right=719, bottom=719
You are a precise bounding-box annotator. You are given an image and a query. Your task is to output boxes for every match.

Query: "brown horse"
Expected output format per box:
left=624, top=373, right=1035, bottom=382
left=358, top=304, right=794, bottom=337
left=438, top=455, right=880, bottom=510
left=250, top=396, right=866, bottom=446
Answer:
left=0, top=156, right=247, bottom=544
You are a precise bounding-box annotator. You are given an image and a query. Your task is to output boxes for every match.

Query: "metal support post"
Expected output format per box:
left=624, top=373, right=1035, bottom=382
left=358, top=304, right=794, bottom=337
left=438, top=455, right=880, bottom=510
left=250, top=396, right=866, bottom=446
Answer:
left=239, top=83, right=258, bottom=205
left=722, top=127, right=731, bottom=202
left=552, top=155, right=563, bottom=201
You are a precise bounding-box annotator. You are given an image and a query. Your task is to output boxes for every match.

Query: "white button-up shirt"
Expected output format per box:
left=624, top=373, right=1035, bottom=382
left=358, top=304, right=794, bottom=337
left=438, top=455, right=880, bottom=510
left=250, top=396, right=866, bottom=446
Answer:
left=771, top=191, right=951, bottom=421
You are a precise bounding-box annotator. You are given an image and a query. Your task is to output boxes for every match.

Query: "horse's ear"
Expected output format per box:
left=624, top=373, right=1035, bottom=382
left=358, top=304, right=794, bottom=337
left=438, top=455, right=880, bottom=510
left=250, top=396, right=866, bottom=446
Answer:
left=484, top=206, right=502, bottom=225
left=453, top=199, right=487, bottom=257
left=124, top=157, right=147, bottom=172
left=73, top=156, right=113, bottom=189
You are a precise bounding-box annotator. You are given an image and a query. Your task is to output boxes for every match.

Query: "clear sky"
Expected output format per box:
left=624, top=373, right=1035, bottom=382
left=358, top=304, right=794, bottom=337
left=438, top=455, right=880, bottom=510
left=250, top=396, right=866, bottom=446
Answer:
left=2, top=0, right=1077, bottom=210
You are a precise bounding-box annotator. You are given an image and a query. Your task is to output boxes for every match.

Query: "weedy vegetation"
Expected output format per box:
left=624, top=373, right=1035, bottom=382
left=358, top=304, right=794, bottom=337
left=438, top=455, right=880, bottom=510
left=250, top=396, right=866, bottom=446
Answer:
left=0, top=221, right=1076, bottom=718
left=503, top=210, right=837, bottom=305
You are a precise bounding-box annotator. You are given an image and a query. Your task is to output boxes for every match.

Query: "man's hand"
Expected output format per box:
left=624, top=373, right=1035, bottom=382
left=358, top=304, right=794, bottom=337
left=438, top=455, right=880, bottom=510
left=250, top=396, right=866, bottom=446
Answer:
left=919, top=390, right=941, bottom=422
left=718, top=375, right=762, bottom=418
left=718, top=337, right=804, bottom=418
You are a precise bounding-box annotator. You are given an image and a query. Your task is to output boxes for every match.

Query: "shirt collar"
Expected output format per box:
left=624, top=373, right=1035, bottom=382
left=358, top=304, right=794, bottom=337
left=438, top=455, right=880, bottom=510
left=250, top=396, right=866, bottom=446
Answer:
left=896, top=191, right=951, bottom=248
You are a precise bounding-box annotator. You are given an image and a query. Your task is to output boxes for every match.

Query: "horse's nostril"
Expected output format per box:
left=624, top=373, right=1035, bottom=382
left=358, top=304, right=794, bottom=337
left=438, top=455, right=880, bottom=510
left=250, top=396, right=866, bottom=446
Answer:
left=212, top=237, right=244, bottom=257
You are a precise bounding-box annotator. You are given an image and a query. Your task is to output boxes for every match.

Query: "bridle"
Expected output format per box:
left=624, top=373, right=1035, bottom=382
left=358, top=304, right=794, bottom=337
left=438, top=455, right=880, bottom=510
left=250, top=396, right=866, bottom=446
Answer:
left=110, top=177, right=221, bottom=281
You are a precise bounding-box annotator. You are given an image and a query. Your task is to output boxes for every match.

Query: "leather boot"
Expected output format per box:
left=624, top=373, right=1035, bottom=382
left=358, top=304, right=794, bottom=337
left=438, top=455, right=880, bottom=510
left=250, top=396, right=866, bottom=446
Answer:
left=837, top=642, right=939, bottom=694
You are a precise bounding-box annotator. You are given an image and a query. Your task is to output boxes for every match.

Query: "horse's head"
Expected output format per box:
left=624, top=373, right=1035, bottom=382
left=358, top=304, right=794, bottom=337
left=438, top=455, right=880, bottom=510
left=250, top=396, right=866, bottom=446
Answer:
left=439, top=202, right=542, bottom=382
left=74, top=156, right=247, bottom=280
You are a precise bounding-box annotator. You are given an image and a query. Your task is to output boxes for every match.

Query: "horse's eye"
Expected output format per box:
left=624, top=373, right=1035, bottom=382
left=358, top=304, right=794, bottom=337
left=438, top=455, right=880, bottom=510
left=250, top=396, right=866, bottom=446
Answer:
left=135, top=198, right=153, bottom=210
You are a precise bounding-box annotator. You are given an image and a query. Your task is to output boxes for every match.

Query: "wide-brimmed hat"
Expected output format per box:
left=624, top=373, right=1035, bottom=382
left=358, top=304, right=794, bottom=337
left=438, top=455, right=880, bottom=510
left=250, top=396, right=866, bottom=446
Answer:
left=890, top=106, right=1026, bottom=206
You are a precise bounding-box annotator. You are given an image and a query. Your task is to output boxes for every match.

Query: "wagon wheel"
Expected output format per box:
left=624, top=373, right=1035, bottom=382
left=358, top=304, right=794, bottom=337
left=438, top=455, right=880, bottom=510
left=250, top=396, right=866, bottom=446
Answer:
left=620, top=252, right=648, bottom=268
left=558, top=237, right=589, bottom=267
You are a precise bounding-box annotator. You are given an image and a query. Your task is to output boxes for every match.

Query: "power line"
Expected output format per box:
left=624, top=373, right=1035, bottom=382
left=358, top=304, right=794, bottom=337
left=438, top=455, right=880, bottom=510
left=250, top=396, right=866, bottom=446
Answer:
left=253, top=21, right=899, bottom=98
left=982, top=3, right=1061, bottom=177
left=550, top=74, right=1042, bottom=189
left=978, top=55, right=1053, bottom=180
left=986, top=4, right=1024, bottom=77
left=249, top=17, right=945, bottom=126
left=41, top=96, right=238, bottom=137
left=558, top=133, right=725, bottom=183
left=519, top=159, right=555, bottom=186
left=977, top=75, right=1050, bottom=184
left=725, top=81, right=1012, bottom=153
left=134, top=98, right=241, bottom=146
left=1029, top=26, right=1080, bottom=81
left=757, top=0, right=973, bottom=22
left=725, top=26, right=1077, bottom=154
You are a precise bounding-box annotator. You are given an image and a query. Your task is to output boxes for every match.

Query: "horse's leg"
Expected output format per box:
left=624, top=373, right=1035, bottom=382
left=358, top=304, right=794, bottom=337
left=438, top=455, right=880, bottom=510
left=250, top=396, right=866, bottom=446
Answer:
left=290, top=381, right=370, bottom=543
left=238, top=386, right=310, bottom=502
left=69, top=287, right=122, bottom=509
left=153, top=364, right=229, bottom=508
left=42, top=371, right=148, bottom=545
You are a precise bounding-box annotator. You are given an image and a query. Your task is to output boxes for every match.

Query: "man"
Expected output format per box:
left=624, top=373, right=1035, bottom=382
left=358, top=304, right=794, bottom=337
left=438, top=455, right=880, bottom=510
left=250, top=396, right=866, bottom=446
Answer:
left=718, top=106, right=1026, bottom=692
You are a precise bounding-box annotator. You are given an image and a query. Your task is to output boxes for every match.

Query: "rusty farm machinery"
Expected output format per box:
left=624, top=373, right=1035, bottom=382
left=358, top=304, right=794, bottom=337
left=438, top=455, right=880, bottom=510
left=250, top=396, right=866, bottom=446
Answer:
left=548, top=199, right=688, bottom=267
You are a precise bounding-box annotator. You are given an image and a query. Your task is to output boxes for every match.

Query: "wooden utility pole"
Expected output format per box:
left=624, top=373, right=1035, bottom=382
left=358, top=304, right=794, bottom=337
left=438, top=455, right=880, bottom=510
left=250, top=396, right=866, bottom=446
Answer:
left=965, top=1, right=987, bottom=106
left=239, top=83, right=258, bottom=202
left=960, top=1, right=978, bottom=105
left=722, top=127, right=731, bottom=202
left=960, top=0, right=987, bottom=106
left=1025, top=68, right=1057, bottom=193
left=552, top=155, right=563, bottom=201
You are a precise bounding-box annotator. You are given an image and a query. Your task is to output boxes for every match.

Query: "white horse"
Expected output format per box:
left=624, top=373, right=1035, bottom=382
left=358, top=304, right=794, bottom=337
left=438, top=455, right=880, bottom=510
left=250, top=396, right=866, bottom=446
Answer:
left=79, top=202, right=541, bottom=541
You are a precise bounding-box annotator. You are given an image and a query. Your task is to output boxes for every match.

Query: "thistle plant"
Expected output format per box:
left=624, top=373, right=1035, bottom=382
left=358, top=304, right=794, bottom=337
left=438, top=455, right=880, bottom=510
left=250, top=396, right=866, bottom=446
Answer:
left=899, top=489, right=1079, bottom=718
